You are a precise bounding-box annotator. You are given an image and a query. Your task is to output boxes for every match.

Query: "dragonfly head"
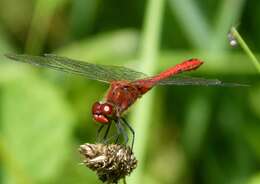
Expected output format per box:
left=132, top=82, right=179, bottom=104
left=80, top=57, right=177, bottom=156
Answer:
left=92, top=101, right=115, bottom=124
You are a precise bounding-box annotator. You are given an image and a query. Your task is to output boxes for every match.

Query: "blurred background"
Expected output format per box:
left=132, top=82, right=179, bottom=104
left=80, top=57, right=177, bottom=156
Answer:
left=0, top=0, right=259, bottom=183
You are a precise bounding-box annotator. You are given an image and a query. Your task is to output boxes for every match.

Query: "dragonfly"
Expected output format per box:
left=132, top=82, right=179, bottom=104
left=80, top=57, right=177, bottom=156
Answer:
left=5, top=54, right=245, bottom=149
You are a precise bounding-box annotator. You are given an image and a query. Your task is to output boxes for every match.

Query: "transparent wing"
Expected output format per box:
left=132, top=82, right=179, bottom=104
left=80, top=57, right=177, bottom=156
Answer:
left=156, top=76, right=248, bottom=87
left=5, top=54, right=147, bottom=83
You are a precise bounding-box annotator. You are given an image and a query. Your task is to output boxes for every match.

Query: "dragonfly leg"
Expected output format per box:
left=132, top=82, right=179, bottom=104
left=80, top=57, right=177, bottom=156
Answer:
left=115, top=119, right=128, bottom=145
left=96, top=124, right=105, bottom=142
left=122, top=117, right=135, bottom=150
left=103, top=121, right=121, bottom=144
left=96, top=123, right=112, bottom=143
left=114, top=122, right=121, bottom=144
left=102, top=123, right=112, bottom=143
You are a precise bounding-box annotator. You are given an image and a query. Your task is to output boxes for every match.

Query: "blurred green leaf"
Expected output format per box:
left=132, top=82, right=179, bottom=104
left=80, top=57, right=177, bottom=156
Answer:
left=210, top=0, right=245, bottom=52
left=69, top=0, right=100, bottom=39
left=249, top=84, right=260, bottom=118
left=147, top=145, right=187, bottom=184
left=49, top=150, right=98, bottom=184
left=169, top=0, right=212, bottom=50
left=1, top=73, right=75, bottom=183
left=57, top=29, right=139, bottom=64
left=0, top=0, right=32, bottom=38
left=0, top=27, right=14, bottom=53
left=25, top=0, right=67, bottom=54
left=182, top=94, right=211, bottom=159
left=248, top=173, right=260, bottom=184
left=243, top=120, right=260, bottom=161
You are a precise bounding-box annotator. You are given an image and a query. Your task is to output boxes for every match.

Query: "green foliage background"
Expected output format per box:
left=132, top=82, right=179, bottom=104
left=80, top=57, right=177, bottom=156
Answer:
left=0, top=0, right=259, bottom=183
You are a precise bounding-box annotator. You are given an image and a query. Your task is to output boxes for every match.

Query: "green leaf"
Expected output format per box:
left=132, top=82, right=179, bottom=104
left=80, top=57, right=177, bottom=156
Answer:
left=169, top=0, right=212, bottom=50
left=210, top=0, right=245, bottom=52
left=248, top=173, right=260, bottom=184
left=0, top=27, right=14, bottom=53
left=25, top=0, right=67, bottom=54
left=182, top=94, right=211, bottom=159
left=56, top=29, right=139, bottom=64
left=1, top=74, right=75, bottom=183
left=69, top=0, right=100, bottom=38
left=249, top=84, right=260, bottom=118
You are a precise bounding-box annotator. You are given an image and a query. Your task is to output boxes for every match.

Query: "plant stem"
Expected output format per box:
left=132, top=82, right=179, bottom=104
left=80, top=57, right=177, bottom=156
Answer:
left=210, top=0, right=245, bottom=52
left=169, top=0, right=211, bottom=50
left=128, top=0, right=164, bottom=183
left=25, top=0, right=65, bottom=54
left=230, top=27, right=260, bottom=73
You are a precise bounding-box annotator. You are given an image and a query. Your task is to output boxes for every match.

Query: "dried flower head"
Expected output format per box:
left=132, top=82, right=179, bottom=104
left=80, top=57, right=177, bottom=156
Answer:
left=79, top=143, right=137, bottom=183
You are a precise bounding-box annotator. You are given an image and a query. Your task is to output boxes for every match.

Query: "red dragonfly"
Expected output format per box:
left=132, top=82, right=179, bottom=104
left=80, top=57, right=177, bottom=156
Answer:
left=5, top=54, right=245, bottom=148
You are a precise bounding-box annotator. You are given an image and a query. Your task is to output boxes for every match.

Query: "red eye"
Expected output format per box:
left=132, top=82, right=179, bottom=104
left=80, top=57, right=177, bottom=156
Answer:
left=92, top=102, right=102, bottom=114
left=101, top=103, right=114, bottom=115
left=92, top=102, right=113, bottom=124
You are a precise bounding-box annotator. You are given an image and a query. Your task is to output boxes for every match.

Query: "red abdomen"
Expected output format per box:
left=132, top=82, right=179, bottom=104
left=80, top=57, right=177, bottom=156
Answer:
left=133, top=58, right=203, bottom=88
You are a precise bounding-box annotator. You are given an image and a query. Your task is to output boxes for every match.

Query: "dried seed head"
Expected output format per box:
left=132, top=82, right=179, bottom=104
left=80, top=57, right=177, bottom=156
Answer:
left=79, top=143, right=137, bottom=183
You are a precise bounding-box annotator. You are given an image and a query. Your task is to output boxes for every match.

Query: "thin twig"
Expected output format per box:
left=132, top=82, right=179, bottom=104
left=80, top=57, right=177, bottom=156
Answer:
left=230, top=27, right=260, bottom=73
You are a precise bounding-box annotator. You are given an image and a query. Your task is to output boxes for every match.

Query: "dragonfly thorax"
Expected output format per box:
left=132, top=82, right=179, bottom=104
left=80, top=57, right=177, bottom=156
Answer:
left=92, top=101, right=115, bottom=124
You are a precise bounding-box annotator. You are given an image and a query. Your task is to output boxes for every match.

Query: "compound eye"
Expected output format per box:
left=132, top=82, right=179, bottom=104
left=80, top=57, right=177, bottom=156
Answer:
left=101, top=103, right=114, bottom=115
left=92, top=102, right=102, bottom=114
